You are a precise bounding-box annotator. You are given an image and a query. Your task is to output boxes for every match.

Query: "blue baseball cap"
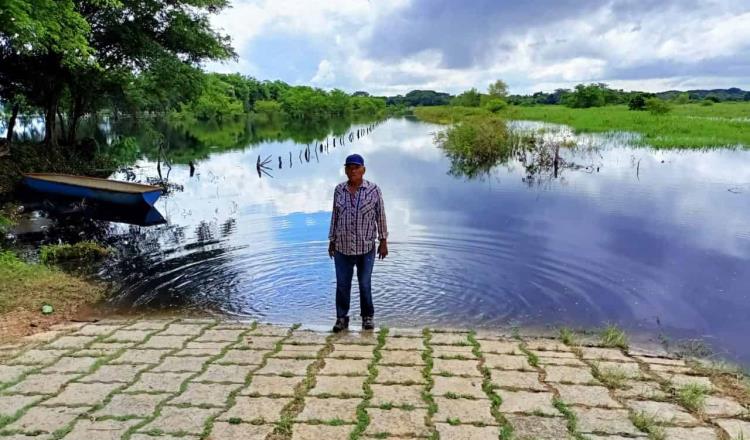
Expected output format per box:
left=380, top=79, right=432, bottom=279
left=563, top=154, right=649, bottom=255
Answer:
left=344, top=154, right=365, bottom=166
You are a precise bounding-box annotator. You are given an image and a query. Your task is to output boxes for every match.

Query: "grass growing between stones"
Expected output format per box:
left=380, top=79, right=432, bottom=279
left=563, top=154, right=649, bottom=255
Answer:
left=350, top=327, right=387, bottom=440
left=559, top=327, right=578, bottom=346
left=552, top=397, right=586, bottom=440
left=591, top=363, right=629, bottom=389
left=468, top=331, right=514, bottom=439
left=676, top=384, right=709, bottom=412
left=600, top=324, right=629, bottom=350
left=630, top=411, right=666, bottom=440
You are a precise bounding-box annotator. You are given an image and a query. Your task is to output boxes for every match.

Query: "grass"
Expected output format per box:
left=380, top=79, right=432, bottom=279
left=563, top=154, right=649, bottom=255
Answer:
left=559, top=327, right=577, bottom=346
left=600, top=324, right=629, bottom=349
left=552, top=398, right=585, bottom=440
left=0, top=250, right=104, bottom=328
left=39, top=241, right=110, bottom=265
left=592, top=364, right=630, bottom=389
left=630, top=411, right=666, bottom=440
left=676, top=384, right=710, bottom=412
left=414, top=102, right=750, bottom=148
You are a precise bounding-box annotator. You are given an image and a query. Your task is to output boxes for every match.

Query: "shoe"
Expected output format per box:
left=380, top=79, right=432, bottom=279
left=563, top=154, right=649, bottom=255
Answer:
left=362, top=316, right=374, bottom=330
left=332, top=316, right=349, bottom=333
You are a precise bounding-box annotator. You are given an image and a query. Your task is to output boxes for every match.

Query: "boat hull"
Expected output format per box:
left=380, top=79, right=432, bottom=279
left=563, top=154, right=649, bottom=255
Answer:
left=23, top=176, right=161, bottom=207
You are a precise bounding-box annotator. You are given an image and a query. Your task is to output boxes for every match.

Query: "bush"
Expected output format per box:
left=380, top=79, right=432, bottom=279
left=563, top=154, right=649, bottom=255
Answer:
left=628, top=94, right=647, bottom=111
left=645, top=98, right=671, bottom=115
left=40, top=241, right=109, bottom=265
left=483, top=98, right=508, bottom=113
left=434, top=116, right=516, bottom=178
left=700, top=100, right=714, bottom=106
left=451, top=88, right=482, bottom=107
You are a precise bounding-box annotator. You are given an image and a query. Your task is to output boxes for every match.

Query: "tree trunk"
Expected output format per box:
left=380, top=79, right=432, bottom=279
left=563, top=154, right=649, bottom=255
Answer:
left=6, top=103, right=19, bottom=144
left=57, top=108, right=68, bottom=144
left=44, top=100, right=59, bottom=147
left=67, top=96, right=84, bottom=145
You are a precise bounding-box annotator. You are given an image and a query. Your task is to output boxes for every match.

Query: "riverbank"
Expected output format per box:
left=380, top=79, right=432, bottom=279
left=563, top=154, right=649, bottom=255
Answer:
left=0, top=318, right=747, bottom=439
left=414, top=102, right=750, bottom=148
left=0, top=250, right=105, bottom=341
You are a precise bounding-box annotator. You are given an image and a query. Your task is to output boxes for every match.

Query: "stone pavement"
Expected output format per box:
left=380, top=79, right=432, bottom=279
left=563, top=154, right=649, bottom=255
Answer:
left=0, top=319, right=748, bottom=439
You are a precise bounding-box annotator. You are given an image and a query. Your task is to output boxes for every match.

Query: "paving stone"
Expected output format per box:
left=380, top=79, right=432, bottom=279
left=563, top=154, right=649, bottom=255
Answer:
left=159, top=323, right=208, bottom=336
left=663, top=427, right=718, bottom=440
left=292, top=424, right=352, bottom=440
left=61, top=419, right=140, bottom=440
left=476, top=339, right=520, bottom=354
left=94, top=393, right=168, bottom=417
left=152, top=356, right=210, bottom=372
left=171, top=382, right=240, bottom=407
left=596, top=361, right=643, bottom=378
left=5, top=373, right=78, bottom=394
left=365, top=408, right=430, bottom=436
left=111, top=349, right=170, bottom=364
left=218, top=396, right=291, bottom=422
left=5, top=405, right=88, bottom=433
left=659, top=373, right=713, bottom=390
left=318, top=356, right=370, bottom=376
left=274, top=344, right=323, bottom=358
left=499, top=390, right=557, bottom=415
left=434, top=396, right=496, bottom=424
left=431, top=376, right=485, bottom=398
left=431, top=345, right=476, bottom=358
left=369, top=384, right=426, bottom=407
left=296, top=397, right=359, bottom=422
left=432, top=359, right=481, bottom=376
left=0, top=395, right=41, bottom=417
left=375, top=366, right=425, bottom=384
left=627, top=400, right=699, bottom=425
left=489, top=370, right=546, bottom=391
left=43, top=382, right=120, bottom=406
left=218, top=349, right=268, bottom=364
left=286, top=331, right=329, bottom=345
left=544, top=365, right=598, bottom=384
left=2, top=366, right=34, bottom=388
left=388, top=328, right=425, bottom=337
left=79, top=364, right=147, bottom=383
left=333, top=332, right=378, bottom=344
left=310, top=375, right=366, bottom=397
left=537, top=354, right=586, bottom=366
left=533, top=350, right=578, bottom=359
left=524, top=339, right=572, bottom=352
left=124, top=321, right=170, bottom=331
left=580, top=347, right=631, bottom=362
left=212, top=321, right=252, bottom=330
left=329, top=344, right=374, bottom=359
left=714, top=418, right=750, bottom=439
left=131, top=436, right=198, bottom=440
left=74, top=325, right=123, bottom=336
left=255, top=358, right=313, bottom=376
left=105, top=330, right=152, bottom=343
left=430, top=333, right=470, bottom=345
left=6, top=349, right=68, bottom=365
left=504, top=414, right=569, bottom=440
left=703, top=395, right=746, bottom=417
left=208, top=421, right=274, bottom=439
left=0, top=434, right=52, bottom=440
left=555, top=384, right=621, bottom=408
left=241, top=375, right=303, bottom=396
left=243, top=335, right=285, bottom=349
left=72, top=348, right=121, bottom=357
left=125, top=372, right=192, bottom=393
left=379, top=349, right=425, bottom=365
left=42, top=356, right=99, bottom=374
left=586, top=436, right=648, bottom=440
left=382, top=337, right=424, bottom=351
left=22, top=330, right=63, bottom=343
left=435, top=423, right=500, bottom=440
left=194, top=329, right=244, bottom=343
left=138, top=335, right=191, bottom=349
left=634, top=356, right=686, bottom=366
left=47, top=336, right=97, bottom=349
left=249, top=325, right=290, bottom=336
left=195, top=364, right=252, bottom=383
left=574, top=408, right=641, bottom=436
left=648, top=363, right=693, bottom=374
left=483, top=353, right=530, bottom=370
left=613, top=380, right=668, bottom=400
left=142, top=406, right=219, bottom=434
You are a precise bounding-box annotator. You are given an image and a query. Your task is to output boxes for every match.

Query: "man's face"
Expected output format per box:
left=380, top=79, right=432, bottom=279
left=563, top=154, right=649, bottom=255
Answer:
left=345, top=164, right=366, bottom=182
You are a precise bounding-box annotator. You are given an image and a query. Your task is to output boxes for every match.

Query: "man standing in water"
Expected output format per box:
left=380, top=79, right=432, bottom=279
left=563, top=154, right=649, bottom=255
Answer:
left=328, top=153, right=388, bottom=332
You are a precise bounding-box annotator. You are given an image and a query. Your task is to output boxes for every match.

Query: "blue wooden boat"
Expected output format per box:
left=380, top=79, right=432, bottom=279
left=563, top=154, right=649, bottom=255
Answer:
left=23, top=173, right=162, bottom=207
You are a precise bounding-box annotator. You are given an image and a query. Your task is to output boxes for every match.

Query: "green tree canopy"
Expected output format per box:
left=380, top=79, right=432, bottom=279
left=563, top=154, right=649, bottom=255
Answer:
left=487, top=80, right=509, bottom=98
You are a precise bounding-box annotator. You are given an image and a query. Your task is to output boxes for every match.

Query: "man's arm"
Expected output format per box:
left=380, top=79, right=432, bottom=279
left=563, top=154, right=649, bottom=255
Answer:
left=376, top=187, right=388, bottom=259
left=328, top=191, right=337, bottom=258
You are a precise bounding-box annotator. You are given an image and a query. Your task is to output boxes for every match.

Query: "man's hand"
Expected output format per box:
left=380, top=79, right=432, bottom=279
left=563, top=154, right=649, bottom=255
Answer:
left=377, top=240, right=388, bottom=260
left=328, top=241, right=335, bottom=259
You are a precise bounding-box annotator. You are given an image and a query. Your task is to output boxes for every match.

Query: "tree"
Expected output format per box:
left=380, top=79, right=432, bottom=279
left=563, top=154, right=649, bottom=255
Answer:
left=487, top=80, right=509, bottom=98
left=645, top=98, right=671, bottom=115
left=745, top=92, right=750, bottom=101
left=564, top=84, right=606, bottom=108
left=628, top=94, right=647, bottom=111
left=673, top=92, right=690, bottom=104
left=452, top=88, right=482, bottom=107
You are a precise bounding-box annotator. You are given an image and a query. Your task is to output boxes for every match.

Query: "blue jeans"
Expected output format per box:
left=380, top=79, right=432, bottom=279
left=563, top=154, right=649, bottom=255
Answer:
left=334, top=248, right=375, bottom=318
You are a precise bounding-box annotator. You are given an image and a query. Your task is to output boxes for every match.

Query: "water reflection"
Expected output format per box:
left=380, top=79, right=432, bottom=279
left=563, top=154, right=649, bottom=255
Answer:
left=10, top=117, right=750, bottom=367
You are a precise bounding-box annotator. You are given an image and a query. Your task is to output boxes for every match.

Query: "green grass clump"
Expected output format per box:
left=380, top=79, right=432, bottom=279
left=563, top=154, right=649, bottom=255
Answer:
left=39, top=241, right=109, bottom=265
left=594, top=365, right=629, bottom=389
left=600, top=324, right=629, bottom=349
left=676, top=384, right=710, bottom=412
left=630, top=411, right=665, bottom=440
left=559, top=327, right=577, bottom=346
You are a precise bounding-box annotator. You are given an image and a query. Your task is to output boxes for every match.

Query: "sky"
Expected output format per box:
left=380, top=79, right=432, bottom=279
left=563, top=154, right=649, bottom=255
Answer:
left=205, top=0, right=750, bottom=96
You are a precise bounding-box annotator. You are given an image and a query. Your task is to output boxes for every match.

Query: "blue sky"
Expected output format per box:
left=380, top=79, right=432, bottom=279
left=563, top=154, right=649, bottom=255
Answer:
left=205, top=0, right=750, bottom=95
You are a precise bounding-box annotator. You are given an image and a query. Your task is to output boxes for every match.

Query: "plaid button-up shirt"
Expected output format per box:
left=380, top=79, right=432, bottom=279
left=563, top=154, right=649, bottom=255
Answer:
left=328, top=179, right=388, bottom=255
